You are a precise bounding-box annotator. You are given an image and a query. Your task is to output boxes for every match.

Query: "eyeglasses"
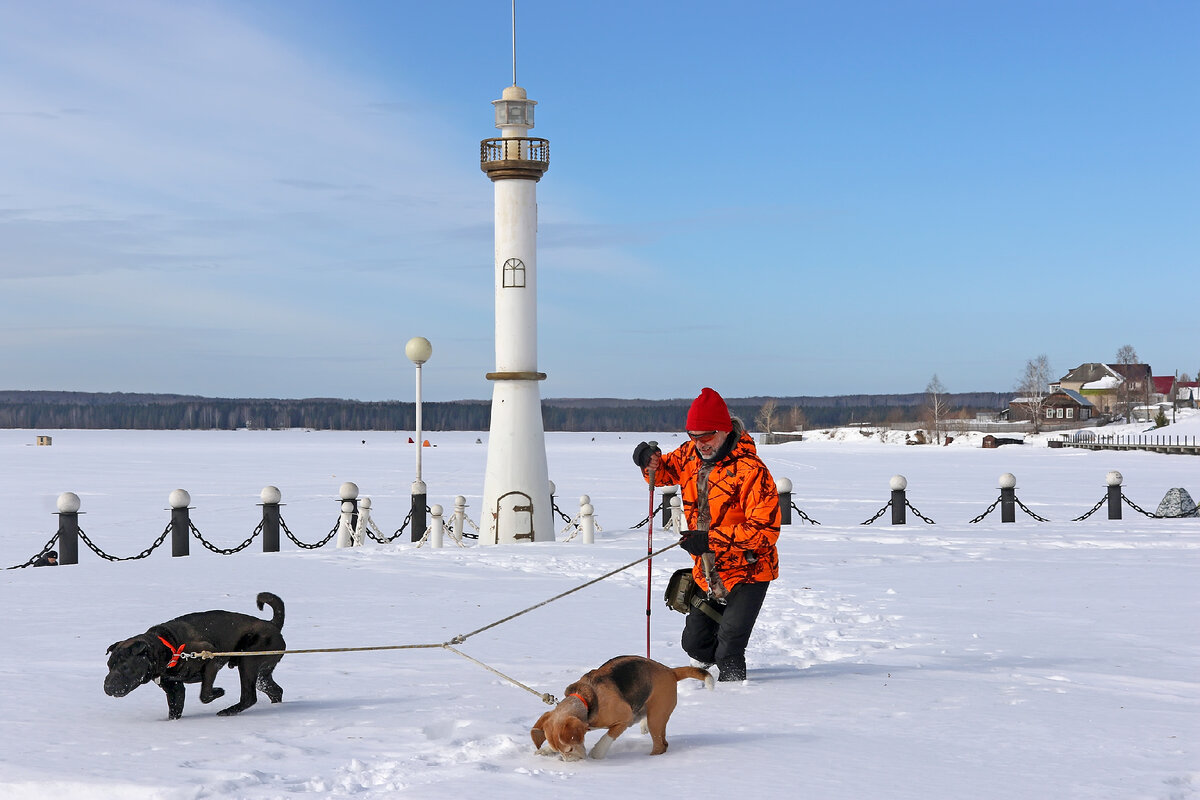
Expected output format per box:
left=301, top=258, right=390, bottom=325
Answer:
left=687, top=431, right=720, bottom=444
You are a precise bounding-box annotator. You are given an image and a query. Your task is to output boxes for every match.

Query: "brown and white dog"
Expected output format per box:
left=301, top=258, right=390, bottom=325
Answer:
left=531, top=655, right=713, bottom=760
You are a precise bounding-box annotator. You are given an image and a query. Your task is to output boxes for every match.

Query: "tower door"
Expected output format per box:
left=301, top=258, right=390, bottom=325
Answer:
left=493, top=490, right=535, bottom=543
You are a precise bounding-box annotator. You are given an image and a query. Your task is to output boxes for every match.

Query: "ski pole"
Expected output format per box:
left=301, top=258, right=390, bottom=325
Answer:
left=645, top=440, right=657, bottom=659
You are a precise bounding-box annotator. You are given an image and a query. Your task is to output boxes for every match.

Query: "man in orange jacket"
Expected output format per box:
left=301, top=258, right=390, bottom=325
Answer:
left=634, top=387, right=781, bottom=681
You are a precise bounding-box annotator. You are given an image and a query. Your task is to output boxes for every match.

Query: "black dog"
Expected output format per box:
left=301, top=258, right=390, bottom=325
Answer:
left=104, top=591, right=286, bottom=719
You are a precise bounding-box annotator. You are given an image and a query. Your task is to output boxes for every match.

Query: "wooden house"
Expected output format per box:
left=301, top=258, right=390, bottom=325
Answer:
left=1008, top=388, right=1095, bottom=424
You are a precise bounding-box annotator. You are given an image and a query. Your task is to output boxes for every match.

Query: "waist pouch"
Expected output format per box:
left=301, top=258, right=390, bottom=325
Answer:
left=664, top=567, right=724, bottom=622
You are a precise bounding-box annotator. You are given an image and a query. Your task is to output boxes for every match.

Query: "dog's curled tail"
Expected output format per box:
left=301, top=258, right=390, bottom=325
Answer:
left=256, top=592, right=285, bottom=630
left=672, top=666, right=715, bottom=690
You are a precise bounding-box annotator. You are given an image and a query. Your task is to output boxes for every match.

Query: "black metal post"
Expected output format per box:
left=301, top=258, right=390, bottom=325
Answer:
left=335, top=496, right=361, bottom=547
left=411, top=487, right=426, bottom=543
left=660, top=486, right=676, bottom=527
left=891, top=489, right=907, bottom=525
left=56, top=510, right=79, bottom=565
left=262, top=502, right=280, bottom=552
left=776, top=477, right=794, bottom=526
left=171, top=506, right=190, bottom=557
left=1000, top=487, right=1016, bottom=523
left=1107, top=484, right=1122, bottom=520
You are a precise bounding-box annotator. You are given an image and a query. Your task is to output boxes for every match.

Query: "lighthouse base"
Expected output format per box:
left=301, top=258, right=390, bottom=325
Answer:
left=482, top=379, right=553, bottom=544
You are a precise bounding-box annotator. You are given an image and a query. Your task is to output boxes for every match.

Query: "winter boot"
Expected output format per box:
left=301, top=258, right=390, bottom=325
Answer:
left=716, top=656, right=746, bottom=682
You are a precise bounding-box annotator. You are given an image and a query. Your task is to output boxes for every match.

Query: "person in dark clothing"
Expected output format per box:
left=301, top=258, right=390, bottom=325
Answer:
left=33, top=550, right=58, bottom=567
left=633, top=387, right=781, bottom=682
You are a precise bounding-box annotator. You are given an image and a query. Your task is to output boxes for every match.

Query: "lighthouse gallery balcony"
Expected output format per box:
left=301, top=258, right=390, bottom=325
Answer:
left=479, top=137, right=550, bottom=182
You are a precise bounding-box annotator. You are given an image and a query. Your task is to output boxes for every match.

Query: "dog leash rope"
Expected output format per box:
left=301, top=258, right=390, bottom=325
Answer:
left=178, top=542, right=682, bottom=706
left=180, top=642, right=443, bottom=660
left=446, top=540, right=681, bottom=645
left=181, top=642, right=558, bottom=705
left=440, top=644, right=557, bottom=705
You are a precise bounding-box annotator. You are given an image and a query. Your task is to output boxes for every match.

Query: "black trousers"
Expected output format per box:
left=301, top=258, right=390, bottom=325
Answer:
left=680, top=580, right=770, bottom=681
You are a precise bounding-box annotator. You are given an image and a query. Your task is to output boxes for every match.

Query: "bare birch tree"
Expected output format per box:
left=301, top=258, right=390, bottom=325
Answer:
left=1115, top=344, right=1140, bottom=422
left=925, top=374, right=951, bottom=444
left=755, top=399, right=778, bottom=434
left=1016, top=354, right=1053, bottom=432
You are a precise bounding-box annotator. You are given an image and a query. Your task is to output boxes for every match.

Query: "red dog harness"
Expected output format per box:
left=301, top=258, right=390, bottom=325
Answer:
left=568, top=692, right=590, bottom=711
left=157, top=635, right=186, bottom=668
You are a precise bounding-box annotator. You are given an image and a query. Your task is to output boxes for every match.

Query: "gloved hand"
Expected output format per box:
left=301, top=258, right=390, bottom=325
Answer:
left=632, top=441, right=661, bottom=469
left=679, top=529, right=710, bottom=556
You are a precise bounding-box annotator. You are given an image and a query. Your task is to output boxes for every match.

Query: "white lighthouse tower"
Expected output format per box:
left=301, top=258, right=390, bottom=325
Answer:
left=478, top=83, right=552, bottom=544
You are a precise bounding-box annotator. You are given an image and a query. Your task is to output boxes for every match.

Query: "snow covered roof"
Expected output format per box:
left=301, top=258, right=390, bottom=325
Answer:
left=1060, top=362, right=1121, bottom=384
left=1082, top=375, right=1122, bottom=391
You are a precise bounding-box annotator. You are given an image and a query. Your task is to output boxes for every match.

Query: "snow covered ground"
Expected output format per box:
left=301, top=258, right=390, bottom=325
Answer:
left=1, top=416, right=1197, bottom=799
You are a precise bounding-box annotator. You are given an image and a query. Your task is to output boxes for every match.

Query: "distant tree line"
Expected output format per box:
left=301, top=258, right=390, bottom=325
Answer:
left=0, top=390, right=1009, bottom=432
left=0, top=392, right=489, bottom=431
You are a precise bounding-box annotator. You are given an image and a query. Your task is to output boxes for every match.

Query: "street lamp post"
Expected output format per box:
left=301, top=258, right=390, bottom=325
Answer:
left=406, top=337, right=433, bottom=542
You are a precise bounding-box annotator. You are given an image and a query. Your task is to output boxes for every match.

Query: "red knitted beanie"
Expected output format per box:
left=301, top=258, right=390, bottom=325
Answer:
left=686, top=387, right=732, bottom=432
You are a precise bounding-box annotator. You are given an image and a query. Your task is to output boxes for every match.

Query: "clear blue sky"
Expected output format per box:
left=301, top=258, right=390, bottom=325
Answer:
left=1, top=1, right=1196, bottom=402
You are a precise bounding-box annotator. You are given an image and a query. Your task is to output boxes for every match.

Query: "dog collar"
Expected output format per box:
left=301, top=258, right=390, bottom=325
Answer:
left=567, top=692, right=590, bottom=711
left=157, top=635, right=186, bottom=668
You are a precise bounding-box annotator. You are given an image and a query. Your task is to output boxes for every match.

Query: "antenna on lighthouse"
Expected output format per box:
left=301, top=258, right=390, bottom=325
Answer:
left=510, top=0, right=518, bottom=85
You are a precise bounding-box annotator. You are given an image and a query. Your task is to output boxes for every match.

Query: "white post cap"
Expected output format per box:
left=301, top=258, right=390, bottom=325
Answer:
left=890, top=475, right=908, bottom=492
left=57, top=492, right=81, bottom=513
left=998, top=473, right=1017, bottom=489
left=169, top=489, right=191, bottom=509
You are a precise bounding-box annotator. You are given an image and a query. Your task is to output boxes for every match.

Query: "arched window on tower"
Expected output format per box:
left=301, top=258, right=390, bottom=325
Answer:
left=502, top=258, right=526, bottom=288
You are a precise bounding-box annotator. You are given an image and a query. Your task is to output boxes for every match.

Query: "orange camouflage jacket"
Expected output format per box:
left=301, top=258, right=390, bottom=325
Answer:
left=643, top=422, right=780, bottom=592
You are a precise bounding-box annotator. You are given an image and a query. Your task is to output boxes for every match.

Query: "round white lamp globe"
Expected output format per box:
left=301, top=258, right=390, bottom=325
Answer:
left=405, top=336, right=433, bottom=365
